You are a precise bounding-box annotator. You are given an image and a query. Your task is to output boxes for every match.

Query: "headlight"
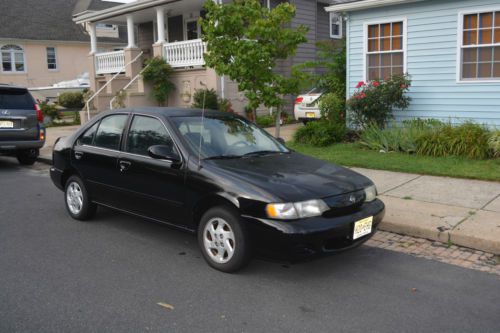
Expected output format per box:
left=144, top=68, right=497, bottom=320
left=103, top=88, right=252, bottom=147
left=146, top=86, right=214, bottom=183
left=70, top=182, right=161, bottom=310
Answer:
left=266, top=199, right=329, bottom=219
left=364, top=185, right=378, bottom=202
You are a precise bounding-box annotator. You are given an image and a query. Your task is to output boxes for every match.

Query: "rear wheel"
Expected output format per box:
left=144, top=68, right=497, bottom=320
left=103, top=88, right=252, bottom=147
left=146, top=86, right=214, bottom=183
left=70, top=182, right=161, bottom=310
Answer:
left=64, top=175, right=96, bottom=221
left=198, top=206, right=251, bottom=273
left=16, top=148, right=39, bottom=165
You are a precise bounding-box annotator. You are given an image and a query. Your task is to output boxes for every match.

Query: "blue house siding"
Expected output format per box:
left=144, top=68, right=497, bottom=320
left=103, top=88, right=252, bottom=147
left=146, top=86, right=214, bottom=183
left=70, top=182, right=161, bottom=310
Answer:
left=346, top=0, right=500, bottom=127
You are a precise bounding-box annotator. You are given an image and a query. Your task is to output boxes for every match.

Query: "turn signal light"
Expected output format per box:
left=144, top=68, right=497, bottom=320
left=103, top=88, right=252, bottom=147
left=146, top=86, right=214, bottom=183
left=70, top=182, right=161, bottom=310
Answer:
left=295, top=97, right=303, bottom=104
left=40, top=129, right=45, bottom=141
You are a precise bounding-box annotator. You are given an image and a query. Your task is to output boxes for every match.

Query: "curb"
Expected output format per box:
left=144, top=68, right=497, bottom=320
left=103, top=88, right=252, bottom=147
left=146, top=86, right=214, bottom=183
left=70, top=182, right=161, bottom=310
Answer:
left=37, top=155, right=52, bottom=165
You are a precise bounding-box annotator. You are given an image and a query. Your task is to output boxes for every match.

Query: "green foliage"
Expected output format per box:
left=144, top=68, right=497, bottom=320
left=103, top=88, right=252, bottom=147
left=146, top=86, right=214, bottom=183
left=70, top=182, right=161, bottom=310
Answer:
left=347, top=75, right=412, bottom=129
left=293, top=121, right=346, bottom=147
left=218, top=98, right=234, bottom=112
left=112, top=90, right=127, bottom=109
left=201, top=0, right=308, bottom=129
left=256, top=115, right=275, bottom=127
left=39, top=101, right=59, bottom=120
left=297, top=39, right=346, bottom=101
left=58, top=91, right=84, bottom=109
left=192, top=88, right=219, bottom=110
left=416, top=122, right=491, bottom=160
left=142, top=57, right=175, bottom=106
left=319, top=93, right=345, bottom=124
left=489, top=131, right=500, bottom=158
left=359, top=119, right=441, bottom=154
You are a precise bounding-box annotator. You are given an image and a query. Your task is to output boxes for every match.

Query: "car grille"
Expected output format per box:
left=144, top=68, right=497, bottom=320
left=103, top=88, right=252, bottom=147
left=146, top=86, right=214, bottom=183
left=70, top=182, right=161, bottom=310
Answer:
left=322, top=190, right=365, bottom=217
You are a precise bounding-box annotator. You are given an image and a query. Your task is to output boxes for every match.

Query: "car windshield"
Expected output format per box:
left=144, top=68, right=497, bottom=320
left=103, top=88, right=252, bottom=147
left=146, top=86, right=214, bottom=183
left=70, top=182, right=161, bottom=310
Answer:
left=171, top=115, right=289, bottom=159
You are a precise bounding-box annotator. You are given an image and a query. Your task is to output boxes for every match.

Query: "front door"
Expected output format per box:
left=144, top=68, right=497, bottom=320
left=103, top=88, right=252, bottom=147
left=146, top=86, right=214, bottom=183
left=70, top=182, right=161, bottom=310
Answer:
left=72, top=113, right=129, bottom=207
left=117, top=114, right=188, bottom=226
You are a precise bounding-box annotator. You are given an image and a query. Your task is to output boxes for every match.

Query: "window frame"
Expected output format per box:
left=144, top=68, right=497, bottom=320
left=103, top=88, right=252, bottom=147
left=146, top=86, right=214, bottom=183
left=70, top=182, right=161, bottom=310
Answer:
left=90, top=113, right=129, bottom=152
left=1, top=44, right=27, bottom=74
left=329, top=12, right=343, bottom=39
left=362, top=17, right=407, bottom=82
left=456, top=7, right=500, bottom=84
left=46, top=46, right=58, bottom=71
left=122, top=113, right=183, bottom=163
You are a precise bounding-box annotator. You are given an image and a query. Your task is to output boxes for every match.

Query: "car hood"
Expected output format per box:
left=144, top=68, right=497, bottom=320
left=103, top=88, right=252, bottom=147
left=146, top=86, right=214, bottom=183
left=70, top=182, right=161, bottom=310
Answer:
left=206, top=152, right=374, bottom=202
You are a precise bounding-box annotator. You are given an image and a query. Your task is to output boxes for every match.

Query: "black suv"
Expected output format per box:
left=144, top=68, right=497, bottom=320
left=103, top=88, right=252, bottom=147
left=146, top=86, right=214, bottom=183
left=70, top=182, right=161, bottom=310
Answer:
left=0, top=84, right=45, bottom=165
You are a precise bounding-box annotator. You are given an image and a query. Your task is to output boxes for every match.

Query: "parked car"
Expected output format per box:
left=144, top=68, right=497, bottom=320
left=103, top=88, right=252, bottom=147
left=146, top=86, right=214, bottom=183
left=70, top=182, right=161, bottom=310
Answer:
left=294, top=88, right=324, bottom=124
left=0, top=84, right=45, bottom=165
left=50, top=108, right=384, bottom=272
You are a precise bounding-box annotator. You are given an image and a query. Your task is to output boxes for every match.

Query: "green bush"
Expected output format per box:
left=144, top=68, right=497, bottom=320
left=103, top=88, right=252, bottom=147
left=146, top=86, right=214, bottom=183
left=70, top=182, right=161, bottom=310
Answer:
left=192, top=88, right=219, bottom=110
left=293, top=121, right=346, bottom=147
left=319, top=93, right=345, bottom=124
left=218, top=98, right=234, bottom=113
left=142, top=57, right=175, bottom=106
left=58, top=92, right=84, bottom=109
left=256, top=115, right=275, bottom=128
left=416, top=122, right=491, bottom=159
left=489, top=131, right=500, bottom=158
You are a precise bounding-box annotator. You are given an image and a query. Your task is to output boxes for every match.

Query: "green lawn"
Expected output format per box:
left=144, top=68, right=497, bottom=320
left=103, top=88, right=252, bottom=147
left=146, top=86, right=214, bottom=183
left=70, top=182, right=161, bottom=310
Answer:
left=288, top=142, right=500, bottom=181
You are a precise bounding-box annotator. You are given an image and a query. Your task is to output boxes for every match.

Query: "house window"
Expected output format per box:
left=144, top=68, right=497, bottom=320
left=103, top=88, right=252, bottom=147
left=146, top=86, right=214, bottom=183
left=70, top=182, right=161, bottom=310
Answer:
left=1, top=44, right=25, bottom=73
left=330, top=13, right=343, bottom=39
left=460, top=10, right=500, bottom=80
left=366, top=21, right=405, bottom=81
left=46, top=47, right=57, bottom=70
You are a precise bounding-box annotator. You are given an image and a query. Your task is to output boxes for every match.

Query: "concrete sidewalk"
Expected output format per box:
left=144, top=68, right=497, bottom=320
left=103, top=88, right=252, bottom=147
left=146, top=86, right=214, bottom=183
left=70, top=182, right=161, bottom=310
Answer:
left=39, top=125, right=500, bottom=255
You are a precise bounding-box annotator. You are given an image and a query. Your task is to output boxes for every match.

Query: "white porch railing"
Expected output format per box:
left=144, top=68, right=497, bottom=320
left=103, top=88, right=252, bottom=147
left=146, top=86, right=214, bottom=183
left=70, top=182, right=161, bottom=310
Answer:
left=95, top=50, right=125, bottom=75
left=163, top=39, right=206, bottom=68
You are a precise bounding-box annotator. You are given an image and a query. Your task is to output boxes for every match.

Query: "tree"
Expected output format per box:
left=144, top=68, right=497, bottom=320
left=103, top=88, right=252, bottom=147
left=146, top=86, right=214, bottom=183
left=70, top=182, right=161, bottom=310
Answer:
left=201, top=0, right=308, bottom=137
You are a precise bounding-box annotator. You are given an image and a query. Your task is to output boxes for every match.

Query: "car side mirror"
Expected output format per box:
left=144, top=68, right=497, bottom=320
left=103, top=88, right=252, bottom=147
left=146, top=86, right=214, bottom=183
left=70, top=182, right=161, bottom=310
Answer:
left=276, top=137, right=286, bottom=145
left=148, top=145, right=181, bottom=165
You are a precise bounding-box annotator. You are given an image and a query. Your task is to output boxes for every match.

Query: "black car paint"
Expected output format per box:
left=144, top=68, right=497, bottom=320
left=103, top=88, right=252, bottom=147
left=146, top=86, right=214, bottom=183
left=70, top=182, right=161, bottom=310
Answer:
left=51, top=108, right=385, bottom=258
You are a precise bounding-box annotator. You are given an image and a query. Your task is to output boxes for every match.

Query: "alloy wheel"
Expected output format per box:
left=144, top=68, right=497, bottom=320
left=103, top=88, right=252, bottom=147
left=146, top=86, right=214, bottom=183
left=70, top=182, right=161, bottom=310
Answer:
left=203, top=217, right=236, bottom=264
left=66, top=182, right=83, bottom=215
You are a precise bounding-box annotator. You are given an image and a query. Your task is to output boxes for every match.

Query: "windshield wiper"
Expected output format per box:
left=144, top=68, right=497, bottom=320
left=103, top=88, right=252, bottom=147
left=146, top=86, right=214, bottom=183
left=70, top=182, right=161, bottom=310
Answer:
left=242, top=150, right=284, bottom=157
left=203, top=154, right=242, bottom=160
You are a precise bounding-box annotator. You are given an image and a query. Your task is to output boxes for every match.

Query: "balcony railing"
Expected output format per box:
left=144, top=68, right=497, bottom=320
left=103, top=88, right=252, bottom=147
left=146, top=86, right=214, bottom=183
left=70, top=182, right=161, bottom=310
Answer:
left=95, top=50, right=125, bottom=75
left=163, top=39, right=206, bottom=68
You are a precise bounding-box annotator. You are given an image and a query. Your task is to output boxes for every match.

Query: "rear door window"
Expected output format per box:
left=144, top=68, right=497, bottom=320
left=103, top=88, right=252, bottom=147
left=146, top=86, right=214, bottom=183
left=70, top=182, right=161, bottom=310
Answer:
left=126, top=115, right=175, bottom=156
left=94, top=114, right=128, bottom=150
left=76, top=122, right=99, bottom=146
left=0, top=88, right=34, bottom=109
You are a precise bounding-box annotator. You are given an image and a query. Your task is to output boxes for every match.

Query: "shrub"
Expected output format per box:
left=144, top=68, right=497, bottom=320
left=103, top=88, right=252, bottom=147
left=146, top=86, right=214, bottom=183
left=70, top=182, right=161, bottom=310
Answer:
left=488, top=131, right=500, bottom=158
left=40, top=101, right=59, bottom=120
left=192, top=88, right=219, bottom=110
left=347, top=74, right=411, bottom=129
left=142, top=57, right=175, bottom=106
left=256, top=115, right=275, bottom=128
left=58, top=91, right=84, bottom=109
left=319, top=93, right=345, bottom=124
left=218, top=98, right=234, bottom=113
left=416, top=122, right=491, bottom=159
left=294, top=121, right=346, bottom=147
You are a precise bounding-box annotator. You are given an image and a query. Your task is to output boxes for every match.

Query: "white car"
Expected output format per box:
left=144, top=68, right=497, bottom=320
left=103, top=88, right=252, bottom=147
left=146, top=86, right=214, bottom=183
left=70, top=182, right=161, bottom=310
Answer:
left=293, top=88, right=324, bottom=124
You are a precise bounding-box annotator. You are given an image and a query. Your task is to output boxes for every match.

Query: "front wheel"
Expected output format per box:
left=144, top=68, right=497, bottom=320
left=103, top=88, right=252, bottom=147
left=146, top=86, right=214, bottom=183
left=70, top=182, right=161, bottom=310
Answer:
left=198, top=206, right=251, bottom=273
left=64, top=175, right=97, bottom=221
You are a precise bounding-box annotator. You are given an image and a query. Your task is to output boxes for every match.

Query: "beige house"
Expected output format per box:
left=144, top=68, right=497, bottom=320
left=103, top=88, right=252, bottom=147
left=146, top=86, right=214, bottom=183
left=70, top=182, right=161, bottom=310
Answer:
left=0, top=0, right=126, bottom=88
left=73, top=0, right=338, bottom=116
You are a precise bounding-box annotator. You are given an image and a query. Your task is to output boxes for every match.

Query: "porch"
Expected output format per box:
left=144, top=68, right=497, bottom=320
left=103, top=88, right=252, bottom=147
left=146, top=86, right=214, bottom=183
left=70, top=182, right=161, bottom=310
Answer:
left=74, top=0, right=217, bottom=114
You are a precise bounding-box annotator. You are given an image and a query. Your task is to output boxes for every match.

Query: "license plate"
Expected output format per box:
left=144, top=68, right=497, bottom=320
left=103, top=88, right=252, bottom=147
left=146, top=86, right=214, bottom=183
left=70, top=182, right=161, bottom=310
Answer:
left=353, top=216, right=373, bottom=240
left=306, top=112, right=316, bottom=118
left=0, top=120, right=14, bottom=128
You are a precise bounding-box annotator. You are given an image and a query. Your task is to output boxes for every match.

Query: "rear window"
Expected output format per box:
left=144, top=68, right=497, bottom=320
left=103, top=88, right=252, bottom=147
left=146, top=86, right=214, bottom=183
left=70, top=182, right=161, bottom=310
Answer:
left=0, top=88, right=34, bottom=109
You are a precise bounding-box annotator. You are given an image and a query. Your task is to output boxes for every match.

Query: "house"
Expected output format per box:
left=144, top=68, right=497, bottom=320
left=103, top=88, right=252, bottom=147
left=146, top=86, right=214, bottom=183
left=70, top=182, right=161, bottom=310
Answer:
left=326, top=0, right=500, bottom=127
left=72, top=0, right=340, bottom=117
left=0, top=0, right=126, bottom=88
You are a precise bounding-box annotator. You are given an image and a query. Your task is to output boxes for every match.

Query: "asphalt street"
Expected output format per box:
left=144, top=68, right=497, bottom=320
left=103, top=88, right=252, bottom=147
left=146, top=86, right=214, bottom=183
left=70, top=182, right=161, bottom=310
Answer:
left=0, top=157, right=499, bottom=333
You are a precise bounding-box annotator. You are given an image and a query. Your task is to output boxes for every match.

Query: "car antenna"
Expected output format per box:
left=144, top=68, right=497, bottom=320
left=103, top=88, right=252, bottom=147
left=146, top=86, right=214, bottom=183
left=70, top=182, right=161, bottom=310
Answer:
left=198, top=81, right=207, bottom=170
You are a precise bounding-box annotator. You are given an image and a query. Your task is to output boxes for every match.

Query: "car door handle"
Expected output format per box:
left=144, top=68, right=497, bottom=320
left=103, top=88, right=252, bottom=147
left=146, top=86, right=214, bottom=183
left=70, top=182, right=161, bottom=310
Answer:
left=119, top=160, right=131, bottom=172
left=74, top=151, right=83, bottom=160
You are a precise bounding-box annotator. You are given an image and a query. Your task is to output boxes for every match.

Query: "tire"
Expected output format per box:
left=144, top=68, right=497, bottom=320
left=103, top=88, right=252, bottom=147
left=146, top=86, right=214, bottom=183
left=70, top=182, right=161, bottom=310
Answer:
left=197, top=206, right=252, bottom=273
left=64, top=175, right=97, bottom=221
left=16, top=148, right=39, bottom=165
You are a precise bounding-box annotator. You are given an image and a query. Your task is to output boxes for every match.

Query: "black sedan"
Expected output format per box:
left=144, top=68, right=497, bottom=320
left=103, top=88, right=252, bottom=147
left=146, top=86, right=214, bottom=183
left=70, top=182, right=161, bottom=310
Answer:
left=50, top=108, right=385, bottom=272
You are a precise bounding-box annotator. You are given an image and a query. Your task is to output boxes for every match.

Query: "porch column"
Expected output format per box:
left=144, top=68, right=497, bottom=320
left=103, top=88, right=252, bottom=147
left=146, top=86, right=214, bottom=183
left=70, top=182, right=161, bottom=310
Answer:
left=126, top=15, right=136, bottom=48
left=88, top=22, right=97, bottom=54
left=156, top=7, right=166, bottom=44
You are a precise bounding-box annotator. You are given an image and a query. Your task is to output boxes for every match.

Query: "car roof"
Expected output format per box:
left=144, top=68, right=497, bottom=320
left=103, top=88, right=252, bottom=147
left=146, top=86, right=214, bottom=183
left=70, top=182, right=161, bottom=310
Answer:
left=111, top=107, right=234, bottom=118
left=0, top=84, right=29, bottom=91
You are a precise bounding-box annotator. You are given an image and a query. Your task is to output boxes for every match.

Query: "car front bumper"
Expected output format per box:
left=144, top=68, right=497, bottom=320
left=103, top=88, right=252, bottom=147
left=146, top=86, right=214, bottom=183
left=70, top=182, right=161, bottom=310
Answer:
left=244, top=199, right=385, bottom=260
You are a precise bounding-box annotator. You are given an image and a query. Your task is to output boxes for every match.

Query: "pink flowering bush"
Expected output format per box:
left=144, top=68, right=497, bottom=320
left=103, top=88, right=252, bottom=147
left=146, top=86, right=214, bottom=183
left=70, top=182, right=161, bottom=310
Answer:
left=347, top=74, right=411, bottom=129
